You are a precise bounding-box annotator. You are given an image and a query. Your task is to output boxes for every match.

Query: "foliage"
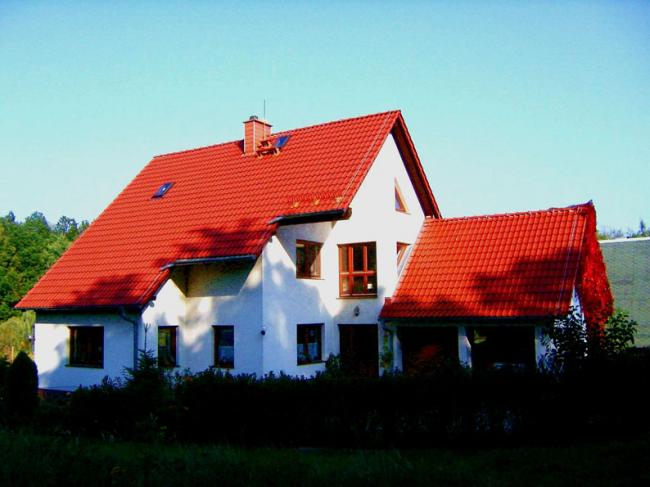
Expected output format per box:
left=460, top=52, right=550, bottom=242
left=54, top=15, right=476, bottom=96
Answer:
left=0, top=211, right=87, bottom=357
left=597, top=218, right=650, bottom=240
left=599, top=309, right=638, bottom=357
left=27, top=346, right=650, bottom=448
left=545, top=308, right=637, bottom=371
left=0, top=311, right=34, bottom=360
left=6, top=351, right=38, bottom=421
left=0, top=211, right=87, bottom=321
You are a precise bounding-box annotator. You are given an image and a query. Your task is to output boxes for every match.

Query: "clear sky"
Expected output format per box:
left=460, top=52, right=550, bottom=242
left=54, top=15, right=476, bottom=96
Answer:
left=1, top=1, right=648, bottom=232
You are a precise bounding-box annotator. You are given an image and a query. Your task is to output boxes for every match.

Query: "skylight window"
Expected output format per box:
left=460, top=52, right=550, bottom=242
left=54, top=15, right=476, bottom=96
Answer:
left=274, top=135, right=291, bottom=149
left=153, top=182, right=174, bottom=199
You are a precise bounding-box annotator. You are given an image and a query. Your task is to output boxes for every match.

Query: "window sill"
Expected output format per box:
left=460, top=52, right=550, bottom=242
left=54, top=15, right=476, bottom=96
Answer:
left=297, top=361, right=325, bottom=366
left=296, top=276, right=324, bottom=281
left=66, top=364, right=104, bottom=369
left=337, top=295, right=378, bottom=300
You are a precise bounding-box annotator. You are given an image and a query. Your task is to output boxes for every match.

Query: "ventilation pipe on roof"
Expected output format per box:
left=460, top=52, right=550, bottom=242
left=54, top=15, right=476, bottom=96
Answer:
left=243, top=115, right=272, bottom=155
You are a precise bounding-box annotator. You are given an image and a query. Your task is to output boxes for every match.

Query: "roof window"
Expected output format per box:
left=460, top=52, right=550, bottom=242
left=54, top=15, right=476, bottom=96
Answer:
left=153, top=182, right=174, bottom=198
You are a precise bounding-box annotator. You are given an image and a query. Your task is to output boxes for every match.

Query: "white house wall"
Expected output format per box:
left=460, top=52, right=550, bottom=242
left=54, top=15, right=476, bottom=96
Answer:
left=261, top=133, right=426, bottom=376
left=34, top=312, right=135, bottom=391
left=142, top=259, right=264, bottom=375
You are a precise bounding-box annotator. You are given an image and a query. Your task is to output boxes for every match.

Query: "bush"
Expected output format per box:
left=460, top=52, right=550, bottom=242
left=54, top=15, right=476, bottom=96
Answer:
left=6, top=351, right=38, bottom=421
left=24, top=341, right=650, bottom=447
left=545, top=308, right=638, bottom=372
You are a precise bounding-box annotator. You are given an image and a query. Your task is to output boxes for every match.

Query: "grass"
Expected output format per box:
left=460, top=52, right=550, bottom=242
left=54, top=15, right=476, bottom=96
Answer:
left=0, top=430, right=648, bottom=486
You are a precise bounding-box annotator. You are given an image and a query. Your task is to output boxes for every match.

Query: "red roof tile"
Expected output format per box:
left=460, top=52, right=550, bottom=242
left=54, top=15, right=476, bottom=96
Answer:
left=18, top=111, right=438, bottom=309
left=381, top=202, right=612, bottom=322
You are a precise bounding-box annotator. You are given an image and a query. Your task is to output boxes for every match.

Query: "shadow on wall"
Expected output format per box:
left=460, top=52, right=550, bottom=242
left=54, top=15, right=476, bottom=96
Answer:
left=159, top=219, right=330, bottom=373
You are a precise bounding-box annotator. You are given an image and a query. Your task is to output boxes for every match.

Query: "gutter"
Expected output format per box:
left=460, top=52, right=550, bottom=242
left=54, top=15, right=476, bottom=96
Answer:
left=160, top=254, right=258, bottom=270
left=268, top=208, right=351, bottom=226
left=118, top=306, right=140, bottom=370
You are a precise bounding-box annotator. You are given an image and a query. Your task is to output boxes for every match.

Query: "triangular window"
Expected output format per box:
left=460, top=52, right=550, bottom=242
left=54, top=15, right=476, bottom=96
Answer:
left=395, top=180, right=408, bottom=213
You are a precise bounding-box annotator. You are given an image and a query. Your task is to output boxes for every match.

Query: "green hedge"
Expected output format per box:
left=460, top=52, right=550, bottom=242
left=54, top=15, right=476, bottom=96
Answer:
left=26, top=348, right=650, bottom=448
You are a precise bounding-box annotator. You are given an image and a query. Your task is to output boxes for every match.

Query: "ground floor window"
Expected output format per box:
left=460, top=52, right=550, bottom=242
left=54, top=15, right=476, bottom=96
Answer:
left=69, top=326, right=104, bottom=368
left=297, top=324, right=323, bottom=365
left=157, top=326, right=178, bottom=368
left=214, top=326, right=234, bottom=369
left=398, top=326, right=458, bottom=375
left=468, top=326, right=535, bottom=370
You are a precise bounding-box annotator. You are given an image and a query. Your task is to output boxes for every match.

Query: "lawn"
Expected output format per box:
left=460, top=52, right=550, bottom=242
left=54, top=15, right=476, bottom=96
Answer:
left=0, top=430, right=648, bottom=486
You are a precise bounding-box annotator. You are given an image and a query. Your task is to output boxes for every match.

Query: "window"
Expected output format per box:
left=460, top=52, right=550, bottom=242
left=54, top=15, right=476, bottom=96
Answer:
left=152, top=182, right=174, bottom=198
left=297, top=324, right=323, bottom=365
left=296, top=240, right=322, bottom=279
left=69, top=327, right=103, bottom=368
left=395, top=180, right=409, bottom=213
left=157, top=326, right=177, bottom=368
left=468, top=326, right=535, bottom=371
left=396, top=242, right=410, bottom=267
left=214, top=326, right=234, bottom=369
left=338, top=242, right=377, bottom=297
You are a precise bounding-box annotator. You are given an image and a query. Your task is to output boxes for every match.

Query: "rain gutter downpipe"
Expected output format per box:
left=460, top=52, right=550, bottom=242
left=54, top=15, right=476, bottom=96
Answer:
left=118, top=306, right=140, bottom=370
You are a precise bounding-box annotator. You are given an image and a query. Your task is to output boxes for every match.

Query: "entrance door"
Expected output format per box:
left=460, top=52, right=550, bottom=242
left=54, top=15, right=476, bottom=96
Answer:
left=338, top=324, right=379, bottom=377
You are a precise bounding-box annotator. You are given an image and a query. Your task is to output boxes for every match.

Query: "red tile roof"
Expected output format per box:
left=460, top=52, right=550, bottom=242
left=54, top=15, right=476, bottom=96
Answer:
left=18, top=110, right=438, bottom=310
left=381, top=202, right=613, bottom=324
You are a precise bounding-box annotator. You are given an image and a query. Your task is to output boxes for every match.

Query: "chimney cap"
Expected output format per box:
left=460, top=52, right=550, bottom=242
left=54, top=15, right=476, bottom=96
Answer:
left=243, top=115, right=272, bottom=127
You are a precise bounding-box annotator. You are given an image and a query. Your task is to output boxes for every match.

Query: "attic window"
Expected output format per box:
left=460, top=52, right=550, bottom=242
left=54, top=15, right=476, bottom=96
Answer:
left=153, top=182, right=174, bottom=198
left=395, top=180, right=408, bottom=213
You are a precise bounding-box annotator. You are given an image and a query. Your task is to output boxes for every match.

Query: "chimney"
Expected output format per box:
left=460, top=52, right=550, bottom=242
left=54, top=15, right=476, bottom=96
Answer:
left=243, top=115, right=272, bottom=155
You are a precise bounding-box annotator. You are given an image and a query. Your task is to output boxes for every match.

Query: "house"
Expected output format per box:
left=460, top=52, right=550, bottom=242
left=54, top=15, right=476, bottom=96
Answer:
left=16, top=111, right=612, bottom=391
left=600, top=237, right=650, bottom=347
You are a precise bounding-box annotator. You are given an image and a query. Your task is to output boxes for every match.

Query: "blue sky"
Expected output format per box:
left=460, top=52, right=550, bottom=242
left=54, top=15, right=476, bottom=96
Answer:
left=1, top=1, right=648, bottom=232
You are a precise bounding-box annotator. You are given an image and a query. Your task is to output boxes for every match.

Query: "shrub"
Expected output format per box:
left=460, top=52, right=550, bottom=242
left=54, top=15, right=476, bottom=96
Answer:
left=6, top=351, right=38, bottom=421
left=545, top=307, right=638, bottom=372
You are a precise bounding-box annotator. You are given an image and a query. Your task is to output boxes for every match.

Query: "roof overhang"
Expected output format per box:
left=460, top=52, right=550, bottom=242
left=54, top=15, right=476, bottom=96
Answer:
left=268, top=208, right=352, bottom=226
left=160, top=254, right=258, bottom=270
left=381, top=315, right=559, bottom=325
left=28, top=304, right=143, bottom=314
left=391, top=114, right=442, bottom=218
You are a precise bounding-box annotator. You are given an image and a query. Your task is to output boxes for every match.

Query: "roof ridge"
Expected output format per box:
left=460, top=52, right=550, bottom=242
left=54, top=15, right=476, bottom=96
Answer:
left=424, top=202, right=593, bottom=224
left=272, top=109, right=401, bottom=136
left=152, top=110, right=402, bottom=159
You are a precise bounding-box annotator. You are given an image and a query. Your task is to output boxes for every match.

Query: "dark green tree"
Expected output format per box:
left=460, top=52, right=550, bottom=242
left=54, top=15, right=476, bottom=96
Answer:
left=6, top=351, right=38, bottom=420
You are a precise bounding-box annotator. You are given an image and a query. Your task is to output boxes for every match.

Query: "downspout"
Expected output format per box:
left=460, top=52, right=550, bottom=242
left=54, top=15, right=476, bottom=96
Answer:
left=118, top=306, right=140, bottom=370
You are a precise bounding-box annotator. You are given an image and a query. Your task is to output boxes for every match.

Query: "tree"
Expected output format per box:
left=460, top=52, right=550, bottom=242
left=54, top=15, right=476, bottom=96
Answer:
left=0, top=311, right=34, bottom=359
left=6, top=351, right=39, bottom=420
left=0, top=212, right=89, bottom=353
